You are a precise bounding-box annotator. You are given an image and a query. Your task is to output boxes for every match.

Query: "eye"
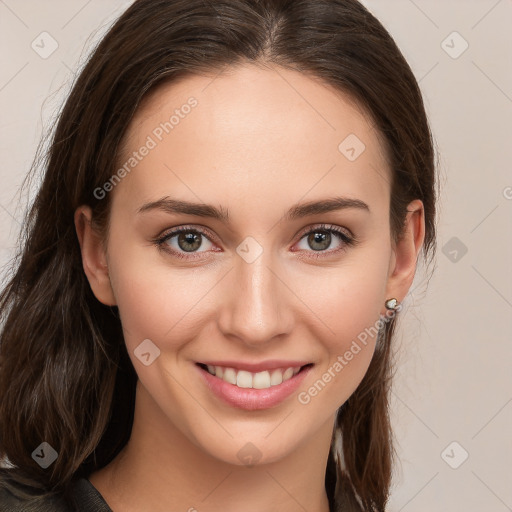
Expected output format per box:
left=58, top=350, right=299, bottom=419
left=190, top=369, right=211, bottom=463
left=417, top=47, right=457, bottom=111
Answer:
left=293, top=223, right=356, bottom=258
left=152, top=223, right=357, bottom=260
left=153, top=226, right=217, bottom=260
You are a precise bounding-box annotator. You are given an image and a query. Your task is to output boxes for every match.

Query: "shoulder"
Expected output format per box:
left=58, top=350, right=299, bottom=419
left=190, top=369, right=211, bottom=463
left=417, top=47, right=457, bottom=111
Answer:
left=0, top=479, right=61, bottom=511
left=0, top=469, right=111, bottom=512
left=0, top=469, right=69, bottom=512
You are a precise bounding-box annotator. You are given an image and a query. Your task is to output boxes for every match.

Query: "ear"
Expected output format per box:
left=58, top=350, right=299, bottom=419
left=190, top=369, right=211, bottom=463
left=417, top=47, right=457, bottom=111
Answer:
left=384, top=199, right=425, bottom=313
left=74, top=205, right=117, bottom=306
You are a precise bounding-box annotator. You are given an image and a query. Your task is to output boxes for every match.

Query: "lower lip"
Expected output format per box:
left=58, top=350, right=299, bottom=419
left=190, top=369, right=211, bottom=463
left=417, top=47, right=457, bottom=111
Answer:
left=196, top=364, right=313, bottom=411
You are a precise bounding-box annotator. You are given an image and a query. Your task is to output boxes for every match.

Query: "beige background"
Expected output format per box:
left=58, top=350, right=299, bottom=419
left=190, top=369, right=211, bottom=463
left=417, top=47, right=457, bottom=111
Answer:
left=1, top=1, right=511, bottom=510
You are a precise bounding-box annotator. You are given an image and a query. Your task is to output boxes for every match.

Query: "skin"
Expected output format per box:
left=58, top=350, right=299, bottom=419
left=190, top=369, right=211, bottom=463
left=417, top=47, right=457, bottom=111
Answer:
left=75, top=63, right=425, bottom=512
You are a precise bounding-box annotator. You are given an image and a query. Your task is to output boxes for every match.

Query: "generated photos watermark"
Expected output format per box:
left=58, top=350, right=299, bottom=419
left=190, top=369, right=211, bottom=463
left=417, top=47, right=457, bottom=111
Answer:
left=297, top=304, right=402, bottom=405
left=93, top=96, right=198, bottom=200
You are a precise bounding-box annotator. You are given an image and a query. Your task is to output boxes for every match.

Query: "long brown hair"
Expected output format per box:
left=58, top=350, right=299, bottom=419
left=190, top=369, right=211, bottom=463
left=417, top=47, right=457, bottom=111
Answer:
left=0, top=1, right=437, bottom=510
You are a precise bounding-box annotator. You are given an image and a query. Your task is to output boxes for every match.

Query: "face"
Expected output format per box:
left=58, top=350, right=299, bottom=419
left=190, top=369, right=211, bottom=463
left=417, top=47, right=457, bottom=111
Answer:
left=79, top=63, right=417, bottom=467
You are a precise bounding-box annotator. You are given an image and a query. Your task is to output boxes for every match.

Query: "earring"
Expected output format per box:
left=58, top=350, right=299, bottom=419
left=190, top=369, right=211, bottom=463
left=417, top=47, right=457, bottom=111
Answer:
left=385, top=298, right=399, bottom=310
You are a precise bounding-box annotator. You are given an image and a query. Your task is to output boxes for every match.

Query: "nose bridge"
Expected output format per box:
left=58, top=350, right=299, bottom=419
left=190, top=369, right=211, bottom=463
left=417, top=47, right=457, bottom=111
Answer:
left=218, top=242, right=292, bottom=345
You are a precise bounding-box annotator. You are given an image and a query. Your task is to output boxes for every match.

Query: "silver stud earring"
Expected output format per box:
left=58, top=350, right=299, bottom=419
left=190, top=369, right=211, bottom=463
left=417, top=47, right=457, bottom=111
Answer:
left=385, top=298, right=399, bottom=310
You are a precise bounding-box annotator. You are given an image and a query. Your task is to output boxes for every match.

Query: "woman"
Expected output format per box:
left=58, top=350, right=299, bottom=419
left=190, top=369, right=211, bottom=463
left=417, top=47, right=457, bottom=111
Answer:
left=0, top=0, right=437, bottom=511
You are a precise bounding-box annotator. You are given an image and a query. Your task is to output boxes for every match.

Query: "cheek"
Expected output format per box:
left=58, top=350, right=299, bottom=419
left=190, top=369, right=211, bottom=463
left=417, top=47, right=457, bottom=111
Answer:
left=107, top=236, right=221, bottom=352
left=293, top=249, right=390, bottom=401
left=296, top=257, right=389, bottom=349
left=294, top=268, right=388, bottom=413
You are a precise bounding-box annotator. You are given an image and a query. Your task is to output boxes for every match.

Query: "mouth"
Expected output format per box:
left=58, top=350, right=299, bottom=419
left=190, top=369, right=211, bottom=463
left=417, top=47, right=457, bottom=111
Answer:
left=195, top=362, right=314, bottom=390
left=195, top=361, right=314, bottom=410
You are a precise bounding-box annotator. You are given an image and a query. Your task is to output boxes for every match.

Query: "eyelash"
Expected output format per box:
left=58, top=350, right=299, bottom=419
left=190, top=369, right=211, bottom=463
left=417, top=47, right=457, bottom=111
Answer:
left=152, top=223, right=357, bottom=260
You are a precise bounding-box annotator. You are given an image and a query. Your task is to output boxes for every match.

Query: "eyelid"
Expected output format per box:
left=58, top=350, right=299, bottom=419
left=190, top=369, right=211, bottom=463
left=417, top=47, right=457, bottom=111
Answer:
left=158, top=224, right=218, bottom=242
left=295, top=223, right=353, bottom=241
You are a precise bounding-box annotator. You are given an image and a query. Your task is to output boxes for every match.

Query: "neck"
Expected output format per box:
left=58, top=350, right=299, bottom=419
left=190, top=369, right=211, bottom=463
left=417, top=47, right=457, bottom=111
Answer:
left=89, top=380, right=334, bottom=512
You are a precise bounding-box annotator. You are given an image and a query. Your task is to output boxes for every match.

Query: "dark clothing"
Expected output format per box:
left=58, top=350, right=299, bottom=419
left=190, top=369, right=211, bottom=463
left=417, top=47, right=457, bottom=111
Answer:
left=0, top=469, right=349, bottom=511
left=0, top=475, right=112, bottom=512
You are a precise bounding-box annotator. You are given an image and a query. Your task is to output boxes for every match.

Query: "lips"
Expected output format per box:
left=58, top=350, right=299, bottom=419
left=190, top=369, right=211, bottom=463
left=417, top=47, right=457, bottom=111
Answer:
left=195, top=361, right=314, bottom=410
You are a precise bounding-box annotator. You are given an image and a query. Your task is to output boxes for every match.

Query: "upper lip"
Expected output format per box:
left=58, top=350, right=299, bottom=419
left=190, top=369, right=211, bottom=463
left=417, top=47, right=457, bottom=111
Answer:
left=197, top=360, right=313, bottom=373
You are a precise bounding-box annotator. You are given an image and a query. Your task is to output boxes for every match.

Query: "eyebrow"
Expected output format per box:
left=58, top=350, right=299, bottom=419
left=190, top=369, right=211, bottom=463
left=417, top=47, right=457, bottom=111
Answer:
left=137, top=195, right=370, bottom=222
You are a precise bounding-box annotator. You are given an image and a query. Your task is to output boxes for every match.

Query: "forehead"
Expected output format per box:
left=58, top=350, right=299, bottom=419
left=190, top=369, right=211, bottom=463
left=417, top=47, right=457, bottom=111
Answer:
left=113, top=63, right=391, bottom=220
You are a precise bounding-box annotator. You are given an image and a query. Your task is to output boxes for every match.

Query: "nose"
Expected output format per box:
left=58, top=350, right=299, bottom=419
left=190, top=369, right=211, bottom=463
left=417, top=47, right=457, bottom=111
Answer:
left=216, top=247, right=294, bottom=348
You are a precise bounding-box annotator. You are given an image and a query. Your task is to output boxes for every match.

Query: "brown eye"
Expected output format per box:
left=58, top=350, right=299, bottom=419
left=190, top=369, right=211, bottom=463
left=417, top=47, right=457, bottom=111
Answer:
left=294, top=224, right=355, bottom=258
left=306, top=231, right=332, bottom=251
left=176, top=232, right=203, bottom=252
left=154, top=226, right=216, bottom=259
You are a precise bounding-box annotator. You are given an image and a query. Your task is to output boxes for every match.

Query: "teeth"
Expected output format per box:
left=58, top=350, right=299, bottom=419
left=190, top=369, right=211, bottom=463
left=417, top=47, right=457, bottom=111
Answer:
left=222, top=367, right=236, bottom=385
left=253, top=371, right=270, bottom=389
left=270, top=369, right=283, bottom=386
left=282, top=368, right=294, bottom=381
left=236, top=370, right=253, bottom=388
left=204, top=364, right=303, bottom=389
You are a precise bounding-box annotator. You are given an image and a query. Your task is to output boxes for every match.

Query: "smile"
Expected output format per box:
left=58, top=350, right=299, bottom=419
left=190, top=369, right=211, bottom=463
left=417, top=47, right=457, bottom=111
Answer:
left=197, top=363, right=312, bottom=389
left=196, top=362, right=314, bottom=410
